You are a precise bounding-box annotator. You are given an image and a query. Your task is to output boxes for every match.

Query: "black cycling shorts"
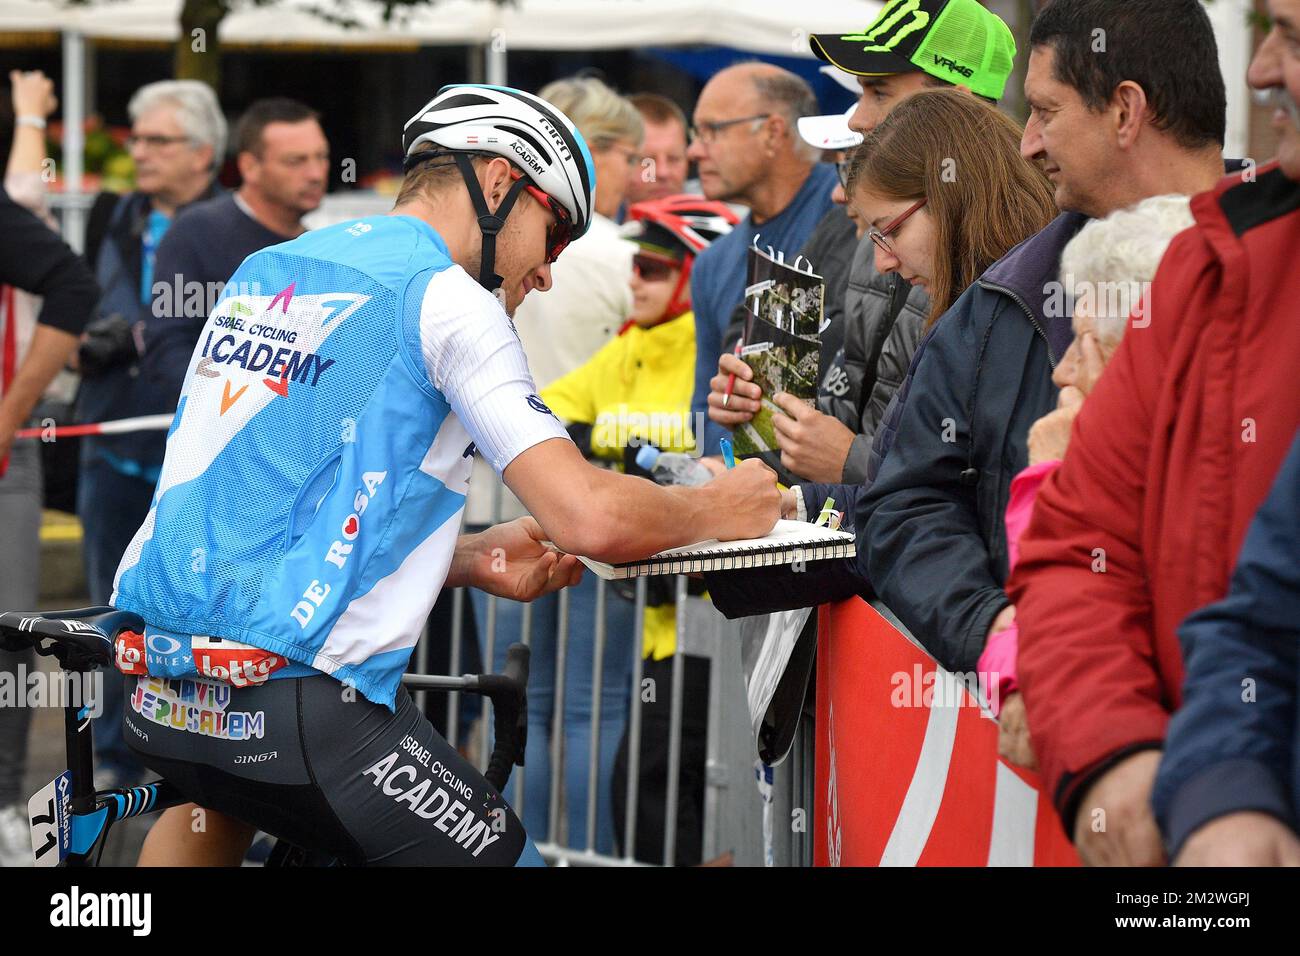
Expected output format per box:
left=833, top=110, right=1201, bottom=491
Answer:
left=122, top=672, right=543, bottom=866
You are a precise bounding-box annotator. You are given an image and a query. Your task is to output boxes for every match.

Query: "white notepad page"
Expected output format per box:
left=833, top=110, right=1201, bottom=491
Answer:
left=574, top=519, right=855, bottom=580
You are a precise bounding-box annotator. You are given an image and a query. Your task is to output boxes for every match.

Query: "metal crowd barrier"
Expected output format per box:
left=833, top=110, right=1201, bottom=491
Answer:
left=413, top=478, right=814, bottom=867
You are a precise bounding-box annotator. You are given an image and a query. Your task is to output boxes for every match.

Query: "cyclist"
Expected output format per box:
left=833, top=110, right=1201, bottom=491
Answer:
left=108, top=84, right=780, bottom=866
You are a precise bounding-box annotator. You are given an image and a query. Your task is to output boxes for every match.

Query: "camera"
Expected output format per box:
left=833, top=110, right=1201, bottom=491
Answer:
left=78, top=314, right=139, bottom=378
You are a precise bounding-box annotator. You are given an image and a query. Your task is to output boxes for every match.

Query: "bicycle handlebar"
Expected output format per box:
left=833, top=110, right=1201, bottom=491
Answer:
left=398, top=646, right=529, bottom=792
left=477, top=643, right=530, bottom=792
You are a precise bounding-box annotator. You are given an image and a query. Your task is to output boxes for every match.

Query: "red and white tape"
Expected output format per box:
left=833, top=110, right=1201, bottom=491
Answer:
left=14, top=413, right=173, bottom=440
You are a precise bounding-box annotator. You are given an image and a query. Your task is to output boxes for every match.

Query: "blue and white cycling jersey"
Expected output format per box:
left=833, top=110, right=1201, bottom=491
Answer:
left=112, top=215, right=569, bottom=709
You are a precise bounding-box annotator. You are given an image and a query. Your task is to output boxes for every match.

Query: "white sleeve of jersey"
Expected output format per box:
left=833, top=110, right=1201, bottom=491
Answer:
left=417, top=264, right=571, bottom=475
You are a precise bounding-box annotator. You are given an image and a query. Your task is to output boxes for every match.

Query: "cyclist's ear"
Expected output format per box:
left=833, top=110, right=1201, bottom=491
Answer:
left=481, top=157, right=514, bottom=214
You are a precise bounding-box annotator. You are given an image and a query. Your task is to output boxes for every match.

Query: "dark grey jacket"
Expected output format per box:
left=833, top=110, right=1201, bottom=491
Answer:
left=824, top=233, right=929, bottom=483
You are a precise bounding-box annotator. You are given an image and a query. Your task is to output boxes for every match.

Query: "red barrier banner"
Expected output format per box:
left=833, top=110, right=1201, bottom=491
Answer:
left=814, top=599, right=1079, bottom=867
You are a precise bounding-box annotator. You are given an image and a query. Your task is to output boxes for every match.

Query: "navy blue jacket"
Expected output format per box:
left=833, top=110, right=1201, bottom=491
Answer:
left=1152, top=430, right=1300, bottom=857
left=855, top=213, right=1083, bottom=672
left=706, top=214, right=1085, bottom=669
left=76, top=184, right=221, bottom=471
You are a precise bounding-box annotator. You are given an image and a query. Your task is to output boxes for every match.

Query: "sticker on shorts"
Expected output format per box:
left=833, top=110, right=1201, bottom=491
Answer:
left=130, top=675, right=267, bottom=741
left=114, top=630, right=148, bottom=675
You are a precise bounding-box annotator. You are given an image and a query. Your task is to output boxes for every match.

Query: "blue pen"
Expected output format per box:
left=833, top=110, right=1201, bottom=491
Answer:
left=720, top=438, right=736, bottom=469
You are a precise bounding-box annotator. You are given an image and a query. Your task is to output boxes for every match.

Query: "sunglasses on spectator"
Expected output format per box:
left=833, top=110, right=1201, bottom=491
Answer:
left=510, top=168, right=573, bottom=264
left=632, top=253, right=679, bottom=282
left=867, top=198, right=927, bottom=256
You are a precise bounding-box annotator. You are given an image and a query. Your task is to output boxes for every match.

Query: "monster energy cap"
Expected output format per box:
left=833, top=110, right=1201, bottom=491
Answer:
left=809, top=0, right=1017, bottom=101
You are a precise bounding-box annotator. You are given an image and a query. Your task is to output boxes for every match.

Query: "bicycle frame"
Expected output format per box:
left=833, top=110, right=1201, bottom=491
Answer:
left=54, top=679, right=187, bottom=867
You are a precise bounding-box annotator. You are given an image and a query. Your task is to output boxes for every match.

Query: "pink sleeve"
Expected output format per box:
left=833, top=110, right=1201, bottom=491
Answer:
left=979, top=460, right=1061, bottom=715
left=978, top=623, right=1019, bottom=715
left=1005, top=460, right=1061, bottom=570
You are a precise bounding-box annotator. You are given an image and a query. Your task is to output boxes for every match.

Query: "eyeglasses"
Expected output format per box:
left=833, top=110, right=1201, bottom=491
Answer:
left=689, top=114, right=771, bottom=146
left=631, top=253, right=679, bottom=282
left=510, top=168, right=573, bottom=264
left=835, top=159, right=851, bottom=192
left=605, top=142, right=640, bottom=169
left=126, top=134, right=192, bottom=150
left=867, top=198, right=927, bottom=256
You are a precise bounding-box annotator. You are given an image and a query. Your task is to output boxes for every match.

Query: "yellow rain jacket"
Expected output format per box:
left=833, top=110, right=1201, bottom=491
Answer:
left=542, top=311, right=697, bottom=660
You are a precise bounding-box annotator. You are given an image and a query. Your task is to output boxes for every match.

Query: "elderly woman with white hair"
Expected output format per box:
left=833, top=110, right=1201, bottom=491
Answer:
left=981, top=194, right=1197, bottom=768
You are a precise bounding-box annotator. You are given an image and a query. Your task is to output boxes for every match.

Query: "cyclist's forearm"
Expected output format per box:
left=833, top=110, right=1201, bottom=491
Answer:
left=576, top=468, right=723, bottom=562
left=447, top=531, right=488, bottom=590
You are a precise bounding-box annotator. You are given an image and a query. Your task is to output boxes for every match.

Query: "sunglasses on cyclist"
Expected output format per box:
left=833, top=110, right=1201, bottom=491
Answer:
left=867, top=198, right=927, bottom=256
left=509, top=168, right=573, bottom=264
left=631, top=253, right=680, bottom=282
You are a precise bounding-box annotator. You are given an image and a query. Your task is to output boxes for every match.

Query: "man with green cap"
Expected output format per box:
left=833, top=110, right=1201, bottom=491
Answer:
left=707, top=0, right=1019, bottom=488
left=812, top=0, right=1017, bottom=106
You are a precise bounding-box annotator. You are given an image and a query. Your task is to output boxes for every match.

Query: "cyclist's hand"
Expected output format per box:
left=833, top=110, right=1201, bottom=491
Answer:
left=470, top=516, right=584, bottom=602
left=701, top=457, right=780, bottom=540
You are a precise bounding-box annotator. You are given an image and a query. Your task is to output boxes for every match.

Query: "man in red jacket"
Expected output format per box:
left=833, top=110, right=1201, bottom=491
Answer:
left=1008, top=0, right=1300, bottom=867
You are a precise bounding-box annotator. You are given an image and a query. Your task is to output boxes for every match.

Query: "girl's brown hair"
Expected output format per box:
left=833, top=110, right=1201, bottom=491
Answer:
left=846, top=89, right=1057, bottom=328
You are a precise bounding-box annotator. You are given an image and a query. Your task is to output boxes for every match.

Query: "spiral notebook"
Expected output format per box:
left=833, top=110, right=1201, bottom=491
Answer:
left=575, top=520, right=855, bottom=580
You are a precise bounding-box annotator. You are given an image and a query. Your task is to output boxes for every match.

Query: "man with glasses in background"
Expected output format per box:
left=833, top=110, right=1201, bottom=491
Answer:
left=685, top=63, right=837, bottom=458
left=75, top=79, right=228, bottom=789
left=705, top=0, right=1018, bottom=486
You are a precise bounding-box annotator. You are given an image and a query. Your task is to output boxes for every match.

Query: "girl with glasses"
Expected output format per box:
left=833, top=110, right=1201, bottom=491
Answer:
left=845, top=88, right=1057, bottom=328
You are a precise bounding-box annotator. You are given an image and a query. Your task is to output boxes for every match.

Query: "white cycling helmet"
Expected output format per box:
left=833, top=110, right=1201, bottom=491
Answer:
left=402, top=84, right=598, bottom=291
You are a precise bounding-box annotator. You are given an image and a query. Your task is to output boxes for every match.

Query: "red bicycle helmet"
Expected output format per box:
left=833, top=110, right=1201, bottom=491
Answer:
left=621, top=195, right=740, bottom=320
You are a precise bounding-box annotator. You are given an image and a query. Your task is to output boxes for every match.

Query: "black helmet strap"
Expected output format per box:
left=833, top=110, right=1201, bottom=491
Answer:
left=454, top=151, right=527, bottom=292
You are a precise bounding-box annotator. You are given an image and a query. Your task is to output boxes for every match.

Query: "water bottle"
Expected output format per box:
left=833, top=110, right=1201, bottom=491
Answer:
left=635, top=445, right=713, bottom=486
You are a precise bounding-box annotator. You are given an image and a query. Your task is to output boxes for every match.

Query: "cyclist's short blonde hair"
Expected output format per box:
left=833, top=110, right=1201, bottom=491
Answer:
left=538, top=77, right=643, bottom=152
left=394, top=145, right=486, bottom=208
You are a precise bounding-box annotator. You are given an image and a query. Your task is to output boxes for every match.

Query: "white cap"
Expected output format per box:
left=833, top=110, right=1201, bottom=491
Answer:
left=797, top=104, right=863, bottom=151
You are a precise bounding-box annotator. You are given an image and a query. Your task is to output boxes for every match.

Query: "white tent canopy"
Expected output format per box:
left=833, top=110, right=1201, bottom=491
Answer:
left=3, top=0, right=884, bottom=247
left=0, top=0, right=883, bottom=54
